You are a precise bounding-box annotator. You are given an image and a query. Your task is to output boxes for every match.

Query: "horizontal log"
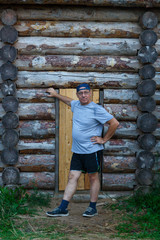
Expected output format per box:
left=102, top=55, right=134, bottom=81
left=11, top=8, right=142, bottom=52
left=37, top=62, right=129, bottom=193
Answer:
left=0, top=139, right=55, bottom=153
left=18, top=139, right=55, bottom=154
left=1, top=71, right=160, bottom=89
left=0, top=120, right=159, bottom=140
left=19, top=120, right=55, bottom=138
left=0, top=154, right=55, bottom=172
left=2, top=55, right=140, bottom=72
left=0, top=103, right=55, bottom=120
left=11, top=21, right=142, bottom=38
left=11, top=37, right=142, bottom=56
left=104, top=139, right=139, bottom=156
left=107, top=87, right=160, bottom=104
left=102, top=173, right=135, bottom=191
left=104, top=104, right=160, bottom=121
left=1, top=89, right=160, bottom=104
left=0, top=0, right=159, bottom=7
left=18, top=155, right=55, bottom=172
left=3, top=55, right=159, bottom=72
left=104, top=140, right=160, bottom=156
left=103, top=156, right=136, bottom=173
left=104, top=122, right=139, bottom=139
left=0, top=71, right=141, bottom=89
left=0, top=120, right=55, bottom=138
left=0, top=89, right=55, bottom=103
left=0, top=172, right=55, bottom=190
left=3, top=37, right=159, bottom=56
left=20, top=172, right=55, bottom=190
left=0, top=6, right=146, bottom=22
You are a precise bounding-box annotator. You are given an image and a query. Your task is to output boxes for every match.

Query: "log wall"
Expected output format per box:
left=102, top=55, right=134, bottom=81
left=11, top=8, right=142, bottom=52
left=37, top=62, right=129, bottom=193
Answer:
left=0, top=3, right=160, bottom=193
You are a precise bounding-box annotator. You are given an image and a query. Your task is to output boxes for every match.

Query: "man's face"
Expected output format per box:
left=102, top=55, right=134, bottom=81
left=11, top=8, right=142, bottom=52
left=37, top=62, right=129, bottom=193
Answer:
left=76, top=88, right=91, bottom=105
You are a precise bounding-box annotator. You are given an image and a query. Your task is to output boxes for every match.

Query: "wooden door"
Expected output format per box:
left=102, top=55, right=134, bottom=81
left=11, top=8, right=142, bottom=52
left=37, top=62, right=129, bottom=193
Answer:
left=59, top=88, right=99, bottom=191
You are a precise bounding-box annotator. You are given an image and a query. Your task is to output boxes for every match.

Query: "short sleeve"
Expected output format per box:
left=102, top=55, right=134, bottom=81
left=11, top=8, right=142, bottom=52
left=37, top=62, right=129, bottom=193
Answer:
left=71, top=100, right=78, bottom=112
left=95, top=105, right=113, bottom=124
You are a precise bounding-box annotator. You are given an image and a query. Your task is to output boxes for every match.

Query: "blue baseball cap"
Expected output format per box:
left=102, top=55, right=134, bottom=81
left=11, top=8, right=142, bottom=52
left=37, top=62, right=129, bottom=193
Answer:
left=76, top=83, right=90, bottom=92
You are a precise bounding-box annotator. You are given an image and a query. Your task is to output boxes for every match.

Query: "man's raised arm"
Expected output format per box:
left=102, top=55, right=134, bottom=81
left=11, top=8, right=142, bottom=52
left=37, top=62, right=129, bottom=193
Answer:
left=46, top=88, right=73, bottom=106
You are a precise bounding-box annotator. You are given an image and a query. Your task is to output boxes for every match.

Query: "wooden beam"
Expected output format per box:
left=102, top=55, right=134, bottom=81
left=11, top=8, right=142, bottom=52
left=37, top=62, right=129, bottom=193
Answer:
left=103, top=156, right=136, bottom=173
left=18, top=139, right=55, bottom=154
left=0, top=0, right=159, bottom=7
left=1, top=71, right=159, bottom=89
left=0, top=6, right=148, bottom=21
left=0, top=155, right=55, bottom=172
left=104, top=104, right=160, bottom=121
left=103, top=89, right=160, bottom=104
left=19, top=172, right=55, bottom=190
left=11, top=37, right=142, bottom=56
left=7, top=21, right=142, bottom=38
left=102, top=173, right=135, bottom=191
left=3, top=55, right=159, bottom=72
left=3, top=55, right=140, bottom=72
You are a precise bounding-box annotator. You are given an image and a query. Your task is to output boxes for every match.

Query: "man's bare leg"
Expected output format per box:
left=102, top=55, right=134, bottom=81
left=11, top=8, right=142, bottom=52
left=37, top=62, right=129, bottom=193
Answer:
left=89, top=172, right=100, bottom=202
left=63, top=170, right=82, bottom=201
left=83, top=172, right=100, bottom=217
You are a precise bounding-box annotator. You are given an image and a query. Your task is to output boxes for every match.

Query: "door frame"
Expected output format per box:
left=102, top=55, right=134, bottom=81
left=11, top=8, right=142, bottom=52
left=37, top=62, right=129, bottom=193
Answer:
left=54, top=88, right=104, bottom=193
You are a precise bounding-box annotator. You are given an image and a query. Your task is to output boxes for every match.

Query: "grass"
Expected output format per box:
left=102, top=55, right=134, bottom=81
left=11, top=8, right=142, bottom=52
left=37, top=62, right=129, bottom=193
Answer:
left=108, top=183, right=160, bottom=239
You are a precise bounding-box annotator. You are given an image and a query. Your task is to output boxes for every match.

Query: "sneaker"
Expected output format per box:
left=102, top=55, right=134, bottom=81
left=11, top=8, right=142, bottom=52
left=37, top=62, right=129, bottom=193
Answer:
left=46, top=207, right=69, bottom=217
left=83, top=207, right=98, bottom=217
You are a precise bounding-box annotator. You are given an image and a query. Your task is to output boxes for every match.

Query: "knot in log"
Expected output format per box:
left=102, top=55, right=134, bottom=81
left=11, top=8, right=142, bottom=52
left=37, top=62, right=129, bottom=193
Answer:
left=2, top=167, right=20, bottom=185
left=1, top=148, right=19, bottom=165
left=136, top=151, right=155, bottom=169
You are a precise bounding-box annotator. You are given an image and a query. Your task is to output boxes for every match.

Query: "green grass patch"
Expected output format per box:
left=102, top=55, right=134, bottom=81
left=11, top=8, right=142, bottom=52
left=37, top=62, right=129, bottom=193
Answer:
left=109, top=185, right=160, bottom=239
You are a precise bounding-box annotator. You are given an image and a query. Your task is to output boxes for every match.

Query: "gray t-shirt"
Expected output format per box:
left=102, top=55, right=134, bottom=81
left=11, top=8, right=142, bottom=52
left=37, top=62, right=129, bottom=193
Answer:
left=71, top=100, right=113, bottom=154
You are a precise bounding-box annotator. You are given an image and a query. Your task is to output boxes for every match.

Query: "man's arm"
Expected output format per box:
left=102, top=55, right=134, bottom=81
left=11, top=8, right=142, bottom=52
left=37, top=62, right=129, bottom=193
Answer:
left=91, top=118, right=119, bottom=144
left=46, top=88, right=73, bottom=106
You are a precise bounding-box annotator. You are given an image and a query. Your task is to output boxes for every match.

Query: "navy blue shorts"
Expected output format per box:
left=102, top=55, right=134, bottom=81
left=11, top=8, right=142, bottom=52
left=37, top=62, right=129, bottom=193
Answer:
left=70, top=150, right=103, bottom=174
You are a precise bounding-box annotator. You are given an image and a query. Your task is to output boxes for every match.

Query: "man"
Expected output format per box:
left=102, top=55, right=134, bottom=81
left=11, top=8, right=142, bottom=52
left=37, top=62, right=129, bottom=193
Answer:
left=46, top=83, right=119, bottom=217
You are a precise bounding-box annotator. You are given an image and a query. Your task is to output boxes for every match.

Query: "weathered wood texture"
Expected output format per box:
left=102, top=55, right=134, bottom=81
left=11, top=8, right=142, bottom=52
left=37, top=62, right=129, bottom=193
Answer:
left=103, top=156, right=136, bottom=173
left=0, top=172, right=55, bottom=190
left=0, top=154, right=55, bottom=172
left=0, top=0, right=160, bottom=7
left=1, top=55, right=159, bottom=72
left=1, top=71, right=160, bottom=89
left=102, top=173, right=135, bottom=191
left=1, top=37, right=160, bottom=56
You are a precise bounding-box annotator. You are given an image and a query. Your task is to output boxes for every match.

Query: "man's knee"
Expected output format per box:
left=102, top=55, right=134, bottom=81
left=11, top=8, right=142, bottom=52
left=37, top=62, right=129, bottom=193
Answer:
left=88, top=172, right=99, bottom=183
left=68, top=171, right=81, bottom=182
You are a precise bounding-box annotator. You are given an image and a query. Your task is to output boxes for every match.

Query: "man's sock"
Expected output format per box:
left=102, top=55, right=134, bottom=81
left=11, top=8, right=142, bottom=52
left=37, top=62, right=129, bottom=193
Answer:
left=89, top=201, right=97, bottom=210
left=59, top=199, right=69, bottom=211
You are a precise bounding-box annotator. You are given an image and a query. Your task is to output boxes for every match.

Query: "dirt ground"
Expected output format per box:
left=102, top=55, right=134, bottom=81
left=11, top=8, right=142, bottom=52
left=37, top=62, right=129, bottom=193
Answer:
left=40, top=197, right=124, bottom=240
